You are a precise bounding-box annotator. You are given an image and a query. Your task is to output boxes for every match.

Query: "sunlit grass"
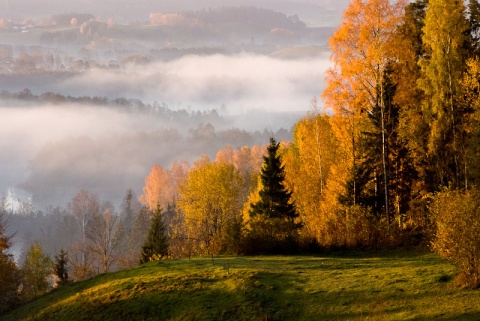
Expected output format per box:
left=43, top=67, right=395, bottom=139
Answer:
left=3, top=250, right=480, bottom=320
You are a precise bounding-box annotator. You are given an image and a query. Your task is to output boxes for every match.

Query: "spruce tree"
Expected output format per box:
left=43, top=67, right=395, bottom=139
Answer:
left=140, top=205, right=169, bottom=263
left=53, top=249, right=69, bottom=285
left=250, top=138, right=297, bottom=221
left=0, top=206, right=20, bottom=314
left=248, top=138, right=300, bottom=252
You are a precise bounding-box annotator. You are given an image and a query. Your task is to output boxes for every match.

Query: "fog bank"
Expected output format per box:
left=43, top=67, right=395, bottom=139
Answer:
left=0, top=52, right=331, bottom=209
left=0, top=53, right=331, bottom=116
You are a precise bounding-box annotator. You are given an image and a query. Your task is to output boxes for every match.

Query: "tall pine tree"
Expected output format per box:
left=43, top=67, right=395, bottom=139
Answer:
left=140, top=205, right=169, bottom=263
left=247, top=138, right=300, bottom=253
left=250, top=138, right=297, bottom=221
left=53, top=249, right=69, bottom=286
left=0, top=203, right=20, bottom=314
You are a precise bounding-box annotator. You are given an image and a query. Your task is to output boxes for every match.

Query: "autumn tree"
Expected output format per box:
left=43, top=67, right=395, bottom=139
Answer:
left=140, top=205, right=169, bottom=263
left=215, top=145, right=234, bottom=165
left=178, top=159, right=246, bottom=257
left=419, top=0, right=468, bottom=189
left=21, top=243, right=52, bottom=301
left=286, top=103, right=338, bottom=243
left=140, top=162, right=189, bottom=211
left=216, top=144, right=265, bottom=204
left=246, top=138, right=300, bottom=253
left=431, top=189, right=480, bottom=287
left=395, top=0, right=430, bottom=205
left=168, top=207, right=193, bottom=259
left=323, top=0, right=408, bottom=221
left=460, top=57, right=480, bottom=187
left=140, top=164, right=170, bottom=211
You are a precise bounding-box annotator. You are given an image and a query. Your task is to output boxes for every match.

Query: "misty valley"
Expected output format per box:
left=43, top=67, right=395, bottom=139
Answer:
left=0, top=5, right=335, bottom=210
left=0, top=1, right=339, bottom=278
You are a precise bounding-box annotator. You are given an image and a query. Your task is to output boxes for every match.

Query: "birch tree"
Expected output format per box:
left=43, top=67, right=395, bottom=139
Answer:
left=69, top=190, right=100, bottom=280
left=87, top=207, right=122, bottom=274
left=419, top=0, right=468, bottom=189
left=178, top=160, right=246, bottom=256
left=323, top=0, right=407, bottom=219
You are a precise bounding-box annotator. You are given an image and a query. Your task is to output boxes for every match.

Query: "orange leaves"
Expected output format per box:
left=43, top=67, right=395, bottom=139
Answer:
left=323, top=0, right=407, bottom=116
left=215, top=144, right=266, bottom=175
left=140, top=161, right=189, bottom=211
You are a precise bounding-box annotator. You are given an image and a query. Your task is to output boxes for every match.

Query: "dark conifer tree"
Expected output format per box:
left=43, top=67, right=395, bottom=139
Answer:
left=0, top=208, right=20, bottom=314
left=350, top=68, right=416, bottom=220
left=53, top=249, right=69, bottom=285
left=250, top=138, right=298, bottom=221
left=140, top=205, right=169, bottom=264
left=247, top=138, right=300, bottom=253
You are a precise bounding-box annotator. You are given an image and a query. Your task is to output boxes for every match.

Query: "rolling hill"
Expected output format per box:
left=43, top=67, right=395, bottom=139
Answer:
left=3, top=251, right=480, bottom=320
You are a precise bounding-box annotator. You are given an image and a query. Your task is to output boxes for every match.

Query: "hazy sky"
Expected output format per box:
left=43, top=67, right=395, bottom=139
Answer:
left=1, top=0, right=350, bottom=27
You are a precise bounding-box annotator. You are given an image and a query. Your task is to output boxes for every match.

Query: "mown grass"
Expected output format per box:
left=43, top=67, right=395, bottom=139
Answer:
left=3, top=250, right=480, bottom=321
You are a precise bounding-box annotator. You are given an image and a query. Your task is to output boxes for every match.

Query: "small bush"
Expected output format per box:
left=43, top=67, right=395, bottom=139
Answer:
left=431, top=189, right=480, bottom=288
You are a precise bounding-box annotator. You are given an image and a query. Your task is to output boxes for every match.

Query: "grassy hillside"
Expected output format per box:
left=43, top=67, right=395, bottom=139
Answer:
left=3, top=251, right=480, bottom=320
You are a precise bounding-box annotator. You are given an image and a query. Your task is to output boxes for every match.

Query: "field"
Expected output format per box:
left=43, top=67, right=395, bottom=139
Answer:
left=3, top=250, right=480, bottom=321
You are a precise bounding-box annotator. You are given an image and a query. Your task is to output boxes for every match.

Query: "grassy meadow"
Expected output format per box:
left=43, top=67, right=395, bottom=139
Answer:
left=3, top=250, right=480, bottom=321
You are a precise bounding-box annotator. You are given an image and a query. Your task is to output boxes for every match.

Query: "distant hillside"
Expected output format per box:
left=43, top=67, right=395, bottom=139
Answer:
left=3, top=252, right=480, bottom=321
left=2, top=0, right=350, bottom=27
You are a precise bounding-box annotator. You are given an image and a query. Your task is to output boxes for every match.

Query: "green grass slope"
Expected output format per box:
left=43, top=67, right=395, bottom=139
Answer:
left=3, top=251, right=480, bottom=320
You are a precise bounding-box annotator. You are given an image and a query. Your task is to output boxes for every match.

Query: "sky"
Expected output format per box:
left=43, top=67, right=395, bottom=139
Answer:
left=1, top=0, right=350, bottom=27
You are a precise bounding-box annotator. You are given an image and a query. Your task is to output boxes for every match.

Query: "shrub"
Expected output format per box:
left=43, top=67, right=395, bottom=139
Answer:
left=431, top=189, right=480, bottom=287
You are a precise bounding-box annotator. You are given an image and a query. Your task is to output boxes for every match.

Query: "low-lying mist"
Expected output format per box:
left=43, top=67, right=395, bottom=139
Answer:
left=0, top=53, right=331, bottom=210
left=1, top=53, right=331, bottom=115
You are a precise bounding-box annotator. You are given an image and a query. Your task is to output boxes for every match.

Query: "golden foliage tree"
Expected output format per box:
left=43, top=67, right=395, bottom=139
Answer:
left=395, top=0, right=431, bottom=219
left=431, top=189, right=480, bottom=287
left=461, top=58, right=480, bottom=186
left=21, top=243, right=52, bottom=300
left=323, top=0, right=407, bottom=218
left=178, top=160, right=246, bottom=256
left=286, top=104, right=338, bottom=243
left=419, top=0, right=468, bottom=188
